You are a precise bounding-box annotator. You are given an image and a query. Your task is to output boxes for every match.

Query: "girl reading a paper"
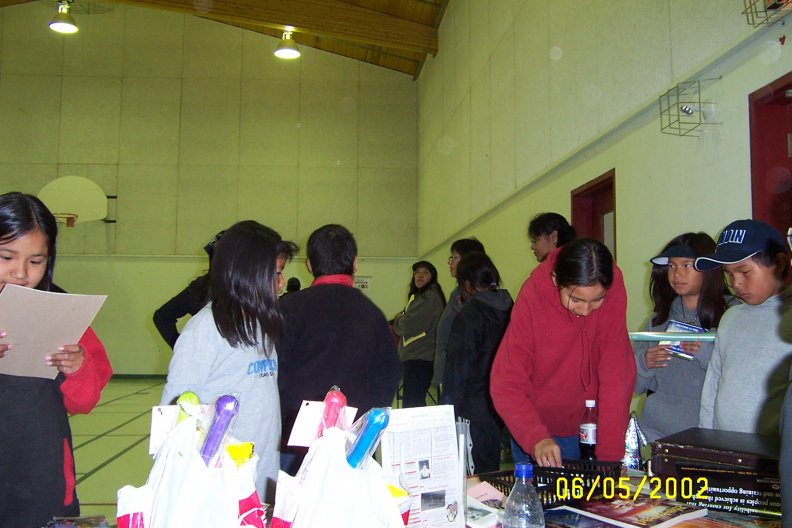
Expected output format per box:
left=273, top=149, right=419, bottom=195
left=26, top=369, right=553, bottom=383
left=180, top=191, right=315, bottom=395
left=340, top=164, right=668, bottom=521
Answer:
left=0, top=192, right=112, bottom=528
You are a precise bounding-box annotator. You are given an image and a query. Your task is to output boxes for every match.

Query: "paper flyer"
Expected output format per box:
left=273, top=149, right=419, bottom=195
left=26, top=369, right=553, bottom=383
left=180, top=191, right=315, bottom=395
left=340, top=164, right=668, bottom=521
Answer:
left=0, top=284, right=106, bottom=379
left=287, top=399, right=358, bottom=447
left=659, top=320, right=704, bottom=360
left=380, top=405, right=465, bottom=527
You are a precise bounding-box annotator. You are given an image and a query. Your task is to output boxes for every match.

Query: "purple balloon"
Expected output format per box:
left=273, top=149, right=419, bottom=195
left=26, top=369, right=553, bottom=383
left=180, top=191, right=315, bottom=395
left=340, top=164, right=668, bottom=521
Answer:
left=200, top=395, right=239, bottom=466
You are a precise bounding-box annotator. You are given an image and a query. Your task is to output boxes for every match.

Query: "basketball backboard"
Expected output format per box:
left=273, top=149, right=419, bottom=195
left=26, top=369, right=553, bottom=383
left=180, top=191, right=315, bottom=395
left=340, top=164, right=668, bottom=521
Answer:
left=38, top=176, right=108, bottom=226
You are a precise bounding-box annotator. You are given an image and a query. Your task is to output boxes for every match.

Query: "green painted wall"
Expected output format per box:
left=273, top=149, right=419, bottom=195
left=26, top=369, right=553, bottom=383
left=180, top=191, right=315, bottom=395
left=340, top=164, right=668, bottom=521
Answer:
left=417, top=0, right=789, bottom=332
left=0, top=2, right=419, bottom=373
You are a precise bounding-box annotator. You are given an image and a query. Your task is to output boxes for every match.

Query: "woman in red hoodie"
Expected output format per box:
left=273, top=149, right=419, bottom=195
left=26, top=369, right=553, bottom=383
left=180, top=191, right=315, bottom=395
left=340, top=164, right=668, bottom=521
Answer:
left=490, top=238, right=635, bottom=467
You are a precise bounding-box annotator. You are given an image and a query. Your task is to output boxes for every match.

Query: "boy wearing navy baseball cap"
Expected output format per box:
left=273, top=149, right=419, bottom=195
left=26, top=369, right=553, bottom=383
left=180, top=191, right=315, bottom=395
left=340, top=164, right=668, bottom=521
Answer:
left=695, top=219, right=792, bottom=436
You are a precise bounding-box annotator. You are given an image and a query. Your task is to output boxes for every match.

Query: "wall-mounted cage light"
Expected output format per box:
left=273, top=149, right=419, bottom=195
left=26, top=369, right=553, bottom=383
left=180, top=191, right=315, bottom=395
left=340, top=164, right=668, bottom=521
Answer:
left=659, top=78, right=721, bottom=138
left=743, top=0, right=792, bottom=27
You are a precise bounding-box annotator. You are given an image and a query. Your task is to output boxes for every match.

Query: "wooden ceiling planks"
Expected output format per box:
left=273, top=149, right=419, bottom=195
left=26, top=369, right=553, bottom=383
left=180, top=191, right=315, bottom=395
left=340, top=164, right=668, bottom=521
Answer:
left=8, top=0, right=448, bottom=76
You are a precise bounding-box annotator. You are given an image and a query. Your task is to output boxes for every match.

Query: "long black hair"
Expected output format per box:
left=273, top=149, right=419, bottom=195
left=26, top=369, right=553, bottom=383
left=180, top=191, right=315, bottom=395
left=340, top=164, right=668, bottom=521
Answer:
left=210, top=221, right=297, bottom=349
left=456, top=251, right=501, bottom=300
left=553, top=238, right=614, bottom=290
left=650, top=232, right=731, bottom=329
left=0, top=192, right=58, bottom=291
left=528, top=212, right=576, bottom=247
left=408, top=260, right=446, bottom=306
left=450, top=238, right=485, bottom=256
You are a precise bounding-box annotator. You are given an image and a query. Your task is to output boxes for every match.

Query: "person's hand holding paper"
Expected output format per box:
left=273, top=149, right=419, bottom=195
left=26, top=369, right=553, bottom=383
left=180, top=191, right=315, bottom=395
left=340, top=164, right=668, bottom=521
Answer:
left=0, top=331, right=8, bottom=359
left=0, top=285, right=105, bottom=379
left=45, top=343, right=85, bottom=375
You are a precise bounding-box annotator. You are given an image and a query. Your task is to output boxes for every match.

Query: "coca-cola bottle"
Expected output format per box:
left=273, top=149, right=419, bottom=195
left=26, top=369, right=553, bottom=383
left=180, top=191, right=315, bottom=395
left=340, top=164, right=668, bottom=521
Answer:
left=579, top=399, right=597, bottom=461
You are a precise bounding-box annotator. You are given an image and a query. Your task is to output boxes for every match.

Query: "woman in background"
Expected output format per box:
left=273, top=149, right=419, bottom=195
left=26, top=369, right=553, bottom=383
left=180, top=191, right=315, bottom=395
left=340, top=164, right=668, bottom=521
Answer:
left=433, top=238, right=485, bottom=392
left=394, top=261, right=445, bottom=407
left=527, top=212, right=575, bottom=263
left=634, top=232, right=738, bottom=441
left=153, top=230, right=224, bottom=349
left=443, top=252, right=512, bottom=473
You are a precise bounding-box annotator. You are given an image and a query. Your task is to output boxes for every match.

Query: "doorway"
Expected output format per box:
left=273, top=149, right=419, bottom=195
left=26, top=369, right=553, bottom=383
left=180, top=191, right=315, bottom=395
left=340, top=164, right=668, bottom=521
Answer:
left=571, top=169, right=616, bottom=258
left=749, top=72, right=792, bottom=236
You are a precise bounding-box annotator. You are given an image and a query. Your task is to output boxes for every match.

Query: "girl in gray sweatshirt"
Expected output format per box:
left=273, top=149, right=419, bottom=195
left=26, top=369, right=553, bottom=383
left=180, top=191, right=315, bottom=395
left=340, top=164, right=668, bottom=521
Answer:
left=161, top=221, right=297, bottom=504
left=634, top=233, right=737, bottom=441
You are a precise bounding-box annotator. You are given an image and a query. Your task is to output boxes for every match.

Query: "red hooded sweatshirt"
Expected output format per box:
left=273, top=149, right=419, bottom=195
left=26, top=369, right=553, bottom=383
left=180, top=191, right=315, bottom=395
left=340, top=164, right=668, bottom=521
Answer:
left=490, top=247, right=635, bottom=462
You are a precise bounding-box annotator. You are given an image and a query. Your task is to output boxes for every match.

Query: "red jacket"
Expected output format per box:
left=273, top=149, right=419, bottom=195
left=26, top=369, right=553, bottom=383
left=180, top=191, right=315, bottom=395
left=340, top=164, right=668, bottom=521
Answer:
left=62, top=326, right=113, bottom=414
left=0, top=326, right=111, bottom=527
left=490, top=248, right=635, bottom=462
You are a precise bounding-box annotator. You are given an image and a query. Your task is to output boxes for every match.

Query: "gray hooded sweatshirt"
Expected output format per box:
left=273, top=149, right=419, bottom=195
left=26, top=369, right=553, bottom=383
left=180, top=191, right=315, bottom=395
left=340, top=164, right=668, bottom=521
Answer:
left=699, top=287, right=792, bottom=435
left=161, top=305, right=281, bottom=504
left=634, top=295, right=739, bottom=441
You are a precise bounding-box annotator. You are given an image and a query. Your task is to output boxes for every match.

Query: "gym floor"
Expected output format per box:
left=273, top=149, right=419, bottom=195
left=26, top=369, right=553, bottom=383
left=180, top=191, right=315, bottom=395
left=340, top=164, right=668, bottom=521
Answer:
left=70, top=377, right=165, bottom=523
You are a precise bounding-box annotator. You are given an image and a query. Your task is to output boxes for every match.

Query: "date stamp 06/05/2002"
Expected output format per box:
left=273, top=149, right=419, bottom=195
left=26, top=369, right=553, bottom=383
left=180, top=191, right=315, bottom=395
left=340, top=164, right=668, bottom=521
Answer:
left=554, top=476, right=709, bottom=502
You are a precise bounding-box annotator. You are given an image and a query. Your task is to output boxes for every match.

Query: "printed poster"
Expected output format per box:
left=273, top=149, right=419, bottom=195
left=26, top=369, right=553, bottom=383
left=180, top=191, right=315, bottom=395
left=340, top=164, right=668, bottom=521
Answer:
left=380, top=405, right=465, bottom=527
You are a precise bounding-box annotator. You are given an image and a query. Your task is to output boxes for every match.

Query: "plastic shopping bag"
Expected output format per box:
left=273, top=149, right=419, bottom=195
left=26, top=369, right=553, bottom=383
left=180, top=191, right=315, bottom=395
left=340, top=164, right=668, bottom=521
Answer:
left=116, top=485, right=152, bottom=528
left=272, top=427, right=403, bottom=528
left=117, top=417, right=265, bottom=528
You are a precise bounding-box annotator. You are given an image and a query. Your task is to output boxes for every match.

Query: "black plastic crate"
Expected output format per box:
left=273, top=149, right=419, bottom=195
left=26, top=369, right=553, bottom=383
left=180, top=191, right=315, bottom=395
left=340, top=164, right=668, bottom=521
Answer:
left=478, top=460, right=621, bottom=509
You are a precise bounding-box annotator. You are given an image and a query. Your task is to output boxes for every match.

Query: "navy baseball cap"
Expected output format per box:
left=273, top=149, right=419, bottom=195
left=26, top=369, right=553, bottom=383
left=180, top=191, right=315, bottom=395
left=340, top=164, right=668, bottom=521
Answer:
left=650, top=244, right=698, bottom=266
left=695, top=219, right=785, bottom=271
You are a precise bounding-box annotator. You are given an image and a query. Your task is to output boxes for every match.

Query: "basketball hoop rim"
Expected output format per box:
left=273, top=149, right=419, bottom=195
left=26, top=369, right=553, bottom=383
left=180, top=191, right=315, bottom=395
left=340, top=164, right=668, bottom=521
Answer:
left=53, top=213, right=79, bottom=228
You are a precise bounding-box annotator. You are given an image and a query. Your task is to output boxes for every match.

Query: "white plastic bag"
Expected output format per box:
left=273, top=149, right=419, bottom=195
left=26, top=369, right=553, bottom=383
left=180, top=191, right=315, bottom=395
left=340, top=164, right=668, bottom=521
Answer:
left=272, top=427, right=403, bottom=528
left=117, top=417, right=265, bottom=528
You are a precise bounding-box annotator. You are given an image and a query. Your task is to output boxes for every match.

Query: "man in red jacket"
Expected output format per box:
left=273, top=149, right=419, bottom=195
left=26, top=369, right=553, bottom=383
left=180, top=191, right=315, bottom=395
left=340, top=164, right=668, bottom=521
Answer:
left=490, top=239, right=635, bottom=466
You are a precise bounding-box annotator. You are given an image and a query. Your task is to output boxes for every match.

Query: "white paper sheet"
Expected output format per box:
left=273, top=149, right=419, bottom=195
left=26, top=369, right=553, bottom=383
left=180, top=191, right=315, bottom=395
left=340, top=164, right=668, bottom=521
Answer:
left=380, top=405, right=465, bottom=527
left=149, top=403, right=214, bottom=455
left=287, top=399, right=358, bottom=447
left=0, top=284, right=106, bottom=379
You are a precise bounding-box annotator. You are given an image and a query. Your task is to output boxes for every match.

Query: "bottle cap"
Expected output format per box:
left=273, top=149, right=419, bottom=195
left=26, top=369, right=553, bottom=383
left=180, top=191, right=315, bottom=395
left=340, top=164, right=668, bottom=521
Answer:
left=514, top=463, right=533, bottom=479
left=585, top=400, right=596, bottom=407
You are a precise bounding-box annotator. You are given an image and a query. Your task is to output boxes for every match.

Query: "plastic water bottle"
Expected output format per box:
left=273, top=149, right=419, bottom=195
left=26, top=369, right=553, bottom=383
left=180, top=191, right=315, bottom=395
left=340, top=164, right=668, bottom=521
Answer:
left=579, top=399, right=597, bottom=461
left=502, top=464, right=545, bottom=528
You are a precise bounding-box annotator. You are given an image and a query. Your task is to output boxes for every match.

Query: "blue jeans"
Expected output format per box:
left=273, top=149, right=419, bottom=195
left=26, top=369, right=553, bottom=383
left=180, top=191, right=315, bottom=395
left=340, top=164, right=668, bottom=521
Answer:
left=511, top=435, right=580, bottom=464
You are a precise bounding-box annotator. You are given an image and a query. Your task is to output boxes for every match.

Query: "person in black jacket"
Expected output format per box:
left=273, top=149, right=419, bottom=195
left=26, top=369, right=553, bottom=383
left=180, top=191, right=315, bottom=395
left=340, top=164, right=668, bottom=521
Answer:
left=443, top=252, right=513, bottom=474
left=278, top=224, right=402, bottom=474
left=153, top=230, right=224, bottom=348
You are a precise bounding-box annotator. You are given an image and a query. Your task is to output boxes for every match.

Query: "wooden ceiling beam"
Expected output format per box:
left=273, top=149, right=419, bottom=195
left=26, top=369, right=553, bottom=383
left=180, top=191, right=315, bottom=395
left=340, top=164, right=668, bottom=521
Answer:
left=227, top=19, right=420, bottom=76
left=0, top=0, right=35, bottom=7
left=108, top=0, right=438, bottom=54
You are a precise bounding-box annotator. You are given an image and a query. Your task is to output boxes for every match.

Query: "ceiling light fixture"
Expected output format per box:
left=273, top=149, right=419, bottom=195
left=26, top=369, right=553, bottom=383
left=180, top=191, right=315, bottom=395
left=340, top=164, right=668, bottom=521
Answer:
left=49, top=1, right=78, bottom=33
left=274, top=30, right=300, bottom=59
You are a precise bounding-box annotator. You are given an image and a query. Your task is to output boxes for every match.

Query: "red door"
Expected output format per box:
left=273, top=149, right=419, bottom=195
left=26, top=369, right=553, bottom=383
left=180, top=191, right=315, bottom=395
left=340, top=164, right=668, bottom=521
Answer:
left=749, top=73, right=792, bottom=234
left=749, top=72, right=792, bottom=284
left=572, top=169, right=616, bottom=258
